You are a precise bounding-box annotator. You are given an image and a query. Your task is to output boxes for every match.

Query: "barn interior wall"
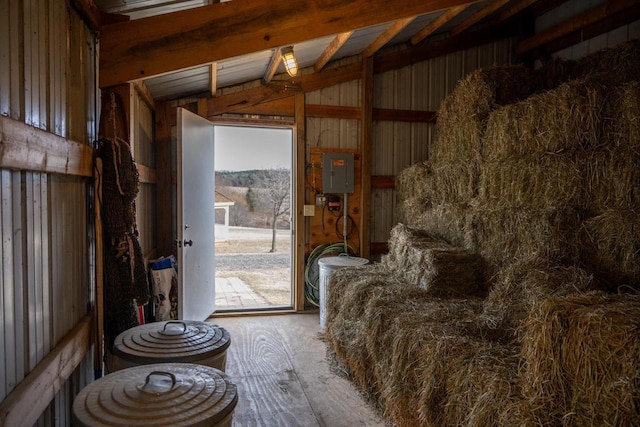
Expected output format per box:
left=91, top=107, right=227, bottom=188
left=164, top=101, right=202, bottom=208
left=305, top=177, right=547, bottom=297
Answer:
left=305, top=39, right=514, bottom=247
left=0, top=0, right=96, bottom=424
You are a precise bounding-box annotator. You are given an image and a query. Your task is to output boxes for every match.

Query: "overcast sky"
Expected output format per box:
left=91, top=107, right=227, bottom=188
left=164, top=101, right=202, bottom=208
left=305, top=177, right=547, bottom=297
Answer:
left=214, top=125, right=292, bottom=171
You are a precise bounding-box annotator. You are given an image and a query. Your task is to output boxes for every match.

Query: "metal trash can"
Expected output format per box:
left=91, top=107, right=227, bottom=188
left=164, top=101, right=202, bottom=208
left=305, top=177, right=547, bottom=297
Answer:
left=112, top=320, right=230, bottom=372
left=73, top=363, right=237, bottom=427
left=318, top=255, right=369, bottom=328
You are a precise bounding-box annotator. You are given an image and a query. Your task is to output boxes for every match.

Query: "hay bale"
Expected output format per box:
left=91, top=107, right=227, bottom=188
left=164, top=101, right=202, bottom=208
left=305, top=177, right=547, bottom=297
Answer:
left=582, top=146, right=640, bottom=212
left=481, top=258, right=599, bottom=334
left=534, top=39, right=640, bottom=90
left=466, top=206, right=582, bottom=269
left=432, top=65, right=535, bottom=165
left=324, top=264, right=391, bottom=361
left=482, top=77, right=613, bottom=160
left=438, top=342, right=522, bottom=427
left=614, top=81, right=640, bottom=149
left=479, top=154, right=583, bottom=209
left=431, top=162, right=479, bottom=204
left=405, top=203, right=469, bottom=248
left=396, top=196, right=431, bottom=226
left=383, top=224, right=483, bottom=296
left=360, top=284, right=483, bottom=426
left=579, top=209, right=640, bottom=289
left=520, top=291, right=640, bottom=426
left=325, top=263, right=390, bottom=324
left=395, top=161, right=433, bottom=205
left=573, top=38, right=640, bottom=83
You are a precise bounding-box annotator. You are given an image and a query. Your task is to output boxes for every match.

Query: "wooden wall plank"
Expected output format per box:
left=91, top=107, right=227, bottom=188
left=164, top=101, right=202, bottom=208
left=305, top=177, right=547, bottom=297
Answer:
left=295, top=92, right=306, bottom=312
left=0, top=314, right=93, bottom=427
left=155, top=102, right=174, bottom=256
left=0, top=115, right=94, bottom=177
left=360, top=57, right=374, bottom=260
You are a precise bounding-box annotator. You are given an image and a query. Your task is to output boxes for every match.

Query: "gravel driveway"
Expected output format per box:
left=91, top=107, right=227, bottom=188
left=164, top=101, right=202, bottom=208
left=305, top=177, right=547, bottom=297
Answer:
left=215, top=252, right=291, bottom=270
left=215, top=226, right=291, bottom=271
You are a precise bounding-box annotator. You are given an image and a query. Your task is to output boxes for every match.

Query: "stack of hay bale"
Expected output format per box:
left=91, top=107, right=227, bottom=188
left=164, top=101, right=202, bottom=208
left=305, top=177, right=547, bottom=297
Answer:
left=325, top=39, right=640, bottom=426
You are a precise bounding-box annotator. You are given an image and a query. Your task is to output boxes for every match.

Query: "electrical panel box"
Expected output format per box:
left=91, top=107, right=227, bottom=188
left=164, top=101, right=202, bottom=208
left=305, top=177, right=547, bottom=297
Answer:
left=322, top=152, right=354, bottom=194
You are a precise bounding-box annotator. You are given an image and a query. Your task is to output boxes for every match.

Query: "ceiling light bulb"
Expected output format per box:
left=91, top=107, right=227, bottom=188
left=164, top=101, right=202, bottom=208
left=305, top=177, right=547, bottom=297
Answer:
left=281, top=46, right=298, bottom=77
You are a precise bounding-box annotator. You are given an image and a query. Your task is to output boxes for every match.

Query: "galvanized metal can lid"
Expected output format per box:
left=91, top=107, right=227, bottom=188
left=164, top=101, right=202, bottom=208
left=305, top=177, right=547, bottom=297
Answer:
left=73, top=363, right=237, bottom=426
left=318, top=255, right=369, bottom=268
left=114, top=320, right=231, bottom=364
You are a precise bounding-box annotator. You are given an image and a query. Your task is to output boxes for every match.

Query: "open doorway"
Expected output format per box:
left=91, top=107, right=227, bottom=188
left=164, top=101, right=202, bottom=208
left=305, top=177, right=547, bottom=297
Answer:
left=213, top=125, right=293, bottom=312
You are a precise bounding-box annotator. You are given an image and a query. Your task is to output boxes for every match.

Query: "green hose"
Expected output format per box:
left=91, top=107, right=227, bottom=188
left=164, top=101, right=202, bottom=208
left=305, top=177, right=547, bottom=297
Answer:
left=304, top=242, right=356, bottom=307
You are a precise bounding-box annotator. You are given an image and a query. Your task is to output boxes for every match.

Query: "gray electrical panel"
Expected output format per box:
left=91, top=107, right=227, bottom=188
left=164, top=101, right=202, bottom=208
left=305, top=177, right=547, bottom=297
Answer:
left=322, top=152, right=354, bottom=194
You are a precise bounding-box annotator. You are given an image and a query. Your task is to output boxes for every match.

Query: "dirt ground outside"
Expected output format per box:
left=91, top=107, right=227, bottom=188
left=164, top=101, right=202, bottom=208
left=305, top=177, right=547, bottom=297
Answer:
left=215, top=226, right=292, bottom=307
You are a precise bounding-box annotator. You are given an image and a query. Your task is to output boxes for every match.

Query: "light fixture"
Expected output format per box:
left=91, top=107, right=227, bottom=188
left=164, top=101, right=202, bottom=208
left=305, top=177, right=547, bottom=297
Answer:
left=280, top=46, right=298, bottom=77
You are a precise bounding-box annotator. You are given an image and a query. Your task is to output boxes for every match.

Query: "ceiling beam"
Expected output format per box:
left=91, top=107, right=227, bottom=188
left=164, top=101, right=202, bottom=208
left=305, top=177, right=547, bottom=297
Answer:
left=263, top=50, right=282, bottom=83
left=203, top=62, right=363, bottom=117
left=210, top=63, right=217, bottom=97
left=451, top=0, right=511, bottom=36
left=516, top=0, right=637, bottom=54
left=99, top=0, right=479, bottom=88
left=528, top=2, right=640, bottom=57
left=410, top=4, right=470, bottom=45
left=314, top=31, right=354, bottom=72
left=491, top=0, right=538, bottom=24
left=362, top=17, right=417, bottom=57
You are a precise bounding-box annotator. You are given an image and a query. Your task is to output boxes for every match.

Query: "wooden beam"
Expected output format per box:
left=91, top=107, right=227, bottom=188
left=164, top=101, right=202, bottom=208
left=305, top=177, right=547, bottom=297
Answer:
left=94, top=158, right=104, bottom=377
left=155, top=102, right=175, bottom=256
left=99, top=0, right=478, bottom=87
left=533, top=2, right=640, bottom=57
left=516, top=0, right=637, bottom=54
left=69, top=0, right=129, bottom=31
left=135, top=162, right=157, bottom=184
left=491, top=0, right=538, bottom=24
left=202, top=61, right=363, bottom=117
left=371, top=175, right=395, bottom=188
left=375, top=22, right=514, bottom=73
left=306, top=105, right=361, bottom=119
left=370, top=242, right=389, bottom=254
left=233, top=98, right=295, bottom=117
left=360, top=56, right=373, bottom=260
left=314, top=31, right=354, bottom=72
left=263, top=49, right=283, bottom=84
left=0, top=314, right=93, bottom=427
left=410, top=4, right=471, bottom=45
left=451, top=0, right=512, bottom=36
left=133, top=80, right=156, bottom=111
left=0, top=116, right=94, bottom=177
left=374, top=108, right=437, bottom=122
left=294, top=91, right=306, bottom=311
left=210, top=63, right=218, bottom=97
left=362, top=17, right=417, bottom=58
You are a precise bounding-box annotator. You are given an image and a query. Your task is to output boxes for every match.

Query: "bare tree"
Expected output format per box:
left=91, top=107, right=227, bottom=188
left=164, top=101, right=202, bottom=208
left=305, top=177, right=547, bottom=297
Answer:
left=256, top=168, right=290, bottom=252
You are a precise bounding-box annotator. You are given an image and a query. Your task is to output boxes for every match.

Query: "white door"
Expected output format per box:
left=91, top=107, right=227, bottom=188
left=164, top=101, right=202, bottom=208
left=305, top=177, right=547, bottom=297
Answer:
left=177, top=108, right=215, bottom=320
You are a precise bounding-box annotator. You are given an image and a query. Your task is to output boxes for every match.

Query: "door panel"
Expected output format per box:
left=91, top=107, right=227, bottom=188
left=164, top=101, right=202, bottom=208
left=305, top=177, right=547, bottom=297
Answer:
left=177, top=108, right=215, bottom=320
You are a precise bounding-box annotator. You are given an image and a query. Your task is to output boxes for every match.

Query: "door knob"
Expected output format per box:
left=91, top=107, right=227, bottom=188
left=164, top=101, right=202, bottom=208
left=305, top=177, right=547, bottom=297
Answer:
left=184, top=240, right=193, bottom=247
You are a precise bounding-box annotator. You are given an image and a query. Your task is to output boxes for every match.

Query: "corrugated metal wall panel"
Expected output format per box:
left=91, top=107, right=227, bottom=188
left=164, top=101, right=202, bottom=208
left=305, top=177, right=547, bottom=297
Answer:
left=0, top=171, right=24, bottom=402
left=50, top=176, right=89, bottom=342
left=0, top=0, right=96, bottom=421
left=371, top=189, right=395, bottom=243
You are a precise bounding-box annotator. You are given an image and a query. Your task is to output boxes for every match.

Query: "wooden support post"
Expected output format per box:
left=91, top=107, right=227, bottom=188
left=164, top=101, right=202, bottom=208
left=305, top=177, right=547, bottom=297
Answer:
left=94, top=158, right=104, bottom=377
left=360, top=57, right=373, bottom=260
left=295, top=91, right=306, bottom=311
left=155, top=102, right=175, bottom=257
